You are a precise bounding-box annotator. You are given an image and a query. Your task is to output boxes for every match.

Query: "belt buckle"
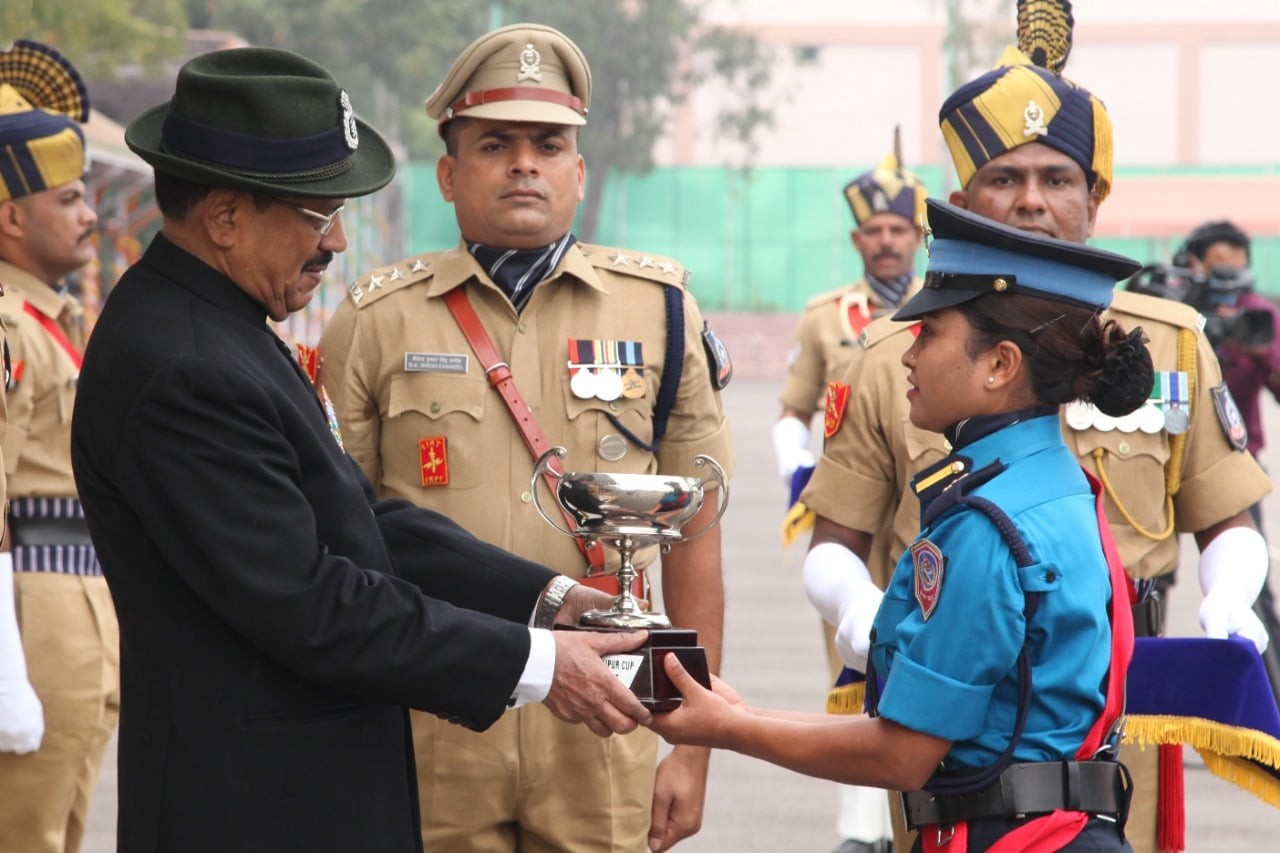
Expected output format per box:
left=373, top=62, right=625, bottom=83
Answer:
left=936, top=824, right=956, bottom=847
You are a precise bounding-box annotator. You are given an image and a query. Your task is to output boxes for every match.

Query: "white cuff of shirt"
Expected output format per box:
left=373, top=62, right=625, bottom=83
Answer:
left=510, top=627, right=556, bottom=707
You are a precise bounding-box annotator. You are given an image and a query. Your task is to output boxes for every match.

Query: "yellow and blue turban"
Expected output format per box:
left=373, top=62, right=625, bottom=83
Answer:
left=0, top=40, right=89, bottom=203
left=939, top=45, right=1113, bottom=202
left=843, top=149, right=927, bottom=229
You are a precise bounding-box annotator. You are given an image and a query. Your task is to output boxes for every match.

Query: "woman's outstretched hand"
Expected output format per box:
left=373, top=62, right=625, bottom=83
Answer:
left=646, top=654, right=747, bottom=747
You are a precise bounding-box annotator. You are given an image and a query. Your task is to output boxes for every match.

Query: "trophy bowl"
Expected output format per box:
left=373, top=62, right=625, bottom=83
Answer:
left=532, top=447, right=727, bottom=629
left=531, top=448, right=727, bottom=707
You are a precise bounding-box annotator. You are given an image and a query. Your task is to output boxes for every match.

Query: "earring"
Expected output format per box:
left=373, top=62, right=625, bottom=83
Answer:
left=986, top=376, right=995, bottom=384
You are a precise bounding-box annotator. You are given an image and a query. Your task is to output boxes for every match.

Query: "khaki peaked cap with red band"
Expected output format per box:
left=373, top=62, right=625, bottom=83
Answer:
left=425, top=23, right=591, bottom=132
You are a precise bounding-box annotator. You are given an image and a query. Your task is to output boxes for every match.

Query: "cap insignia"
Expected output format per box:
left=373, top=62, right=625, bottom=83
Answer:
left=517, top=43, right=543, bottom=83
left=1023, top=99, right=1048, bottom=138
left=339, top=90, right=359, bottom=150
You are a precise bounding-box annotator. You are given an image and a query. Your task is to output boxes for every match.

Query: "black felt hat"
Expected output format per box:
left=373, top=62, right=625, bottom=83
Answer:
left=126, top=47, right=394, bottom=199
left=894, top=199, right=1141, bottom=321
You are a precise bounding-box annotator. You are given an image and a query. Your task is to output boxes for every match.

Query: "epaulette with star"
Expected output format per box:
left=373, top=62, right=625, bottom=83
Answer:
left=1110, top=289, right=1206, bottom=333
left=804, top=283, right=861, bottom=311
left=580, top=243, right=690, bottom=288
left=856, top=314, right=917, bottom=350
left=346, top=254, right=435, bottom=309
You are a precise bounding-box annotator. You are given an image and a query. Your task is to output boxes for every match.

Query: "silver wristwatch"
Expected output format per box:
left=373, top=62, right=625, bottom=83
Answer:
left=533, top=575, right=579, bottom=629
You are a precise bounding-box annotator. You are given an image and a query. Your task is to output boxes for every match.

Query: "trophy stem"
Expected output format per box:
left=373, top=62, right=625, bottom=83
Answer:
left=579, top=535, right=672, bottom=629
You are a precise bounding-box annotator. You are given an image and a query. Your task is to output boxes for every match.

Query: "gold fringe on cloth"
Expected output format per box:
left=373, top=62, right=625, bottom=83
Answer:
left=781, top=502, right=816, bottom=548
left=826, top=681, right=866, bottom=716
left=1124, top=714, right=1280, bottom=808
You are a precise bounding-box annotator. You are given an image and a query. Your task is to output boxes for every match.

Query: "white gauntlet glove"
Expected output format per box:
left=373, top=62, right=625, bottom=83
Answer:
left=0, top=553, right=44, bottom=754
left=803, top=542, right=883, bottom=673
left=772, top=416, right=815, bottom=486
left=1198, top=526, right=1270, bottom=653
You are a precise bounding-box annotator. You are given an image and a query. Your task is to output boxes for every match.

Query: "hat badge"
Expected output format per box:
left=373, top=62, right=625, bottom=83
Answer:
left=517, top=43, right=542, bottom=83
left=1023, top=99, right=1048, bottom=138
left=339, top=90, right=359, bottom=150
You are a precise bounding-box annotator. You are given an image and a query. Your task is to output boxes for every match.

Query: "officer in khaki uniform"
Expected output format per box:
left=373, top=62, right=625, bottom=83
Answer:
left=319, top=23, right=732, bottom=853
left=773, top=146, right=927, bottom=493
left=799, top=38, right=1272, bottom=853
left=0, top=40, right=120, bottom=853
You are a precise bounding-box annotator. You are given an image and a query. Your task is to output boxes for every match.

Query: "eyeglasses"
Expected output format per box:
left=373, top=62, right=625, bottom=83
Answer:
left=272, top=198, right=345, bottom=236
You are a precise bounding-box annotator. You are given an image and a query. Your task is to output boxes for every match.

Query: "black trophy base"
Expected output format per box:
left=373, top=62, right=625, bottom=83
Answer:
left=558, top=626, right=710, bottom=711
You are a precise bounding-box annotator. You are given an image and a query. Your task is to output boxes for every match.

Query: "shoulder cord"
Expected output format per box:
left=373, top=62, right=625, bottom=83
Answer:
left=921, top=495, right=1041, bottom=797
left=1088, top=326, right=1196, bottom=542
left=605, top=284, right=684, bottom=453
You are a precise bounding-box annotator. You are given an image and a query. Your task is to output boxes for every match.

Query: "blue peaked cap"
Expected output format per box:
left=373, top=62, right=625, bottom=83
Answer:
left=893, top=199, right=1141, bottom=321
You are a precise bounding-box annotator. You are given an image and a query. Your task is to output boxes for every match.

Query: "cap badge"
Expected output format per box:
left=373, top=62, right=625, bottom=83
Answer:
left=1023, top=100, right=1048, bottom=138
left=339, top=90, right=359, bottom=150
left=517, top=43, right=543, bottom=83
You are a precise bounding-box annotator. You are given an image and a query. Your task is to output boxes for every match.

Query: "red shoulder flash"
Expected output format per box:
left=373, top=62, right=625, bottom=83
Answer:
left=824, top=381, right=851, bottom=438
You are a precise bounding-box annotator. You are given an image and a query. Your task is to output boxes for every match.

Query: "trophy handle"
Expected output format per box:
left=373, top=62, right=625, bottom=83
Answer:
left=530, top=446, right=577, bottom=539
left=679, top=455, right=729, bottom=545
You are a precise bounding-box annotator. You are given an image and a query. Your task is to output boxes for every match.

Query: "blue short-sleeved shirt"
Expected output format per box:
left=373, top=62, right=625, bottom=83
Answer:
left=869, top=415, right=1112, bottom=769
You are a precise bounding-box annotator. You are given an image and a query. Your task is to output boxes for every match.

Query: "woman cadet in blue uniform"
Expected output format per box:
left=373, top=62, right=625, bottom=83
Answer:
left=650, top=198, right=1153, bottom=853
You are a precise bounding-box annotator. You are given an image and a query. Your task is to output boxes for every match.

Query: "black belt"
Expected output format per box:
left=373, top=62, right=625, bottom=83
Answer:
left=8, top=514, right=93, bottom=547
left=902, top=760, right=1127, bottom=828
left=1131, top=594, right=1163, bottom=638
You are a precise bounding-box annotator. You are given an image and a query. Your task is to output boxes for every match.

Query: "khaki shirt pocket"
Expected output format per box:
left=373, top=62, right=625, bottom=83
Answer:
left=386, top=372, right=487, bottom=490
left=1067, top=426, right=1171, bottom=530
left=561, top=377, right=654, bottom=475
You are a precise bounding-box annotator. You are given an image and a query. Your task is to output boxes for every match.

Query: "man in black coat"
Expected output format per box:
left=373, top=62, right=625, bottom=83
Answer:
left=70, top=47, right=650, bottom=853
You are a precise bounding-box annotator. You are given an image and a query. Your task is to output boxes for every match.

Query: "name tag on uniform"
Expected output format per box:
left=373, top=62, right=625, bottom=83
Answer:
left=404, top=353, right=469, bottom=374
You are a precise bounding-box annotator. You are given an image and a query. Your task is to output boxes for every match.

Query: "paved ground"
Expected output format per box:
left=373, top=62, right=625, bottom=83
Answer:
left=82, top=314, right=1280, bottom=850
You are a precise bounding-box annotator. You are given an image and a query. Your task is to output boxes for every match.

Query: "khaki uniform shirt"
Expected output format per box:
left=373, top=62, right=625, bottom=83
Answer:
left=0, top=261, right=83, bottom=498
left=779, top=278, right=922, bottom=416
left=802, top=289, right=1272, bottom=586
left=319, top=242, right=734, bottom=577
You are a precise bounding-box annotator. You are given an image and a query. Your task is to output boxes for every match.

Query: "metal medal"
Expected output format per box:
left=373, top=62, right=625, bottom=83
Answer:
left=1164, top=404, right=1190, bottom=435
left=596, top=368, right=624, bottom=402
left=1137, top=403, right=1165, bottom=434
left=1064, top=400, right=1093, bottom=431
left=570, top=368, right=597, bottom=399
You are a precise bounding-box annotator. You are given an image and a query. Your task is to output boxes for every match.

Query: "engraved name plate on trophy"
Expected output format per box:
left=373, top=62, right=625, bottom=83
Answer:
left=531, top=447, right=728, bottom=710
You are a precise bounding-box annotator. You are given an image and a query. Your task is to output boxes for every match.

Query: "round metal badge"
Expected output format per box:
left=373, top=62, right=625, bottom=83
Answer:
left=598, top=433, right=628, bottom=462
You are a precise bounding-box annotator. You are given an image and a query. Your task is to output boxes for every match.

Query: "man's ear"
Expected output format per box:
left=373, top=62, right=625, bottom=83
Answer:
left=0, top=199, right=26, bottom=239
left=203, top=190, right=243, bottom=249
left=949, top=189, right=970, bottom=210
left=436, top=155, right=456, bottom=203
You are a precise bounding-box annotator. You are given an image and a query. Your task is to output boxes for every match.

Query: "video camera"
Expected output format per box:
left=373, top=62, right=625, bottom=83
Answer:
left=1125, top=262, right=1274, bottom=350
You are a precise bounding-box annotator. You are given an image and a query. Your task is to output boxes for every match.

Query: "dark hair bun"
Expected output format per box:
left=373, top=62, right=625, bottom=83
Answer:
left=1090, top=326, right=1153, bottom=417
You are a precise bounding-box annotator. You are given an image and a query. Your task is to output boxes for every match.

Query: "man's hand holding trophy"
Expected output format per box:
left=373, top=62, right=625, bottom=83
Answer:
left=532, top=447, right=728, bottom=710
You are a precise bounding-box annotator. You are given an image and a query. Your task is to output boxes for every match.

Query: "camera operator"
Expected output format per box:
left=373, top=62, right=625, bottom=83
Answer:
left=1185, top=219, right=1280, bottom=701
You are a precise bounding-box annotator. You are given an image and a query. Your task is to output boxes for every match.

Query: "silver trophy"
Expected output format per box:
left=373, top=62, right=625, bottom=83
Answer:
left=531, top=447, right=728, bottom=629
left=530, top=446, right=727, bottom=708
